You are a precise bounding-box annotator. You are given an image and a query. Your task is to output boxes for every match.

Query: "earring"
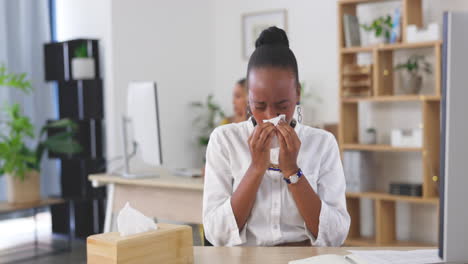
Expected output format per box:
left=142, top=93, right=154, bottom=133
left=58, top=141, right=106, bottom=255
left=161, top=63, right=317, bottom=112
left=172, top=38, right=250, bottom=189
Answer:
left=297, top=103, right=303, bottom=123
left=247, top=106, right=252, bottom=117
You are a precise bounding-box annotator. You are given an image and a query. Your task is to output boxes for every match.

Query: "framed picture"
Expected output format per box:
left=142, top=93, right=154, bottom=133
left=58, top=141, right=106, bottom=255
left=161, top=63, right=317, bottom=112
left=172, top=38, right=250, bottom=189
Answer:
left=242, top=9, right=288, bottom=60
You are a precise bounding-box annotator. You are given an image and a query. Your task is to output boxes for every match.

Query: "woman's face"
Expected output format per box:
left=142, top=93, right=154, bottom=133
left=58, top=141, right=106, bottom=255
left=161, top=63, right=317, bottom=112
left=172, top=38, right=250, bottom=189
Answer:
left=233, top=83, right=248, bottom=117
left=248, top=67, right=300, bottom=123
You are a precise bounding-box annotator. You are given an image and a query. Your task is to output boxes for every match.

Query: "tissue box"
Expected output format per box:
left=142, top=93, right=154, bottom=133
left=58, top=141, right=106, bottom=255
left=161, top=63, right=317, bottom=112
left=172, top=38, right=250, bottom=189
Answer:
left=87, top=223, right=193, bottom=264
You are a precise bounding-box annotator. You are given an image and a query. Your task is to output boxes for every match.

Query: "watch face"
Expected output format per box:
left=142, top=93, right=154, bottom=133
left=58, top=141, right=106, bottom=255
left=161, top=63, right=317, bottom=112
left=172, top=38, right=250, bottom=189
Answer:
left=290, top=175, right=299, bottom=184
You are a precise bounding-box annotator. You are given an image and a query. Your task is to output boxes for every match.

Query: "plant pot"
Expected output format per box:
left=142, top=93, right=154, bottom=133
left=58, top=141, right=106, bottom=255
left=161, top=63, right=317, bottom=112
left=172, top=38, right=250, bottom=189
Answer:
left=6, top=170, right=41, bottom=204
left=71, top=57, right=95, bottom=79
left=368, top=33, right=388, bottom=45
left=402, top=73, right=422, bottom=94
left=362, top=130, right=377, bottom=144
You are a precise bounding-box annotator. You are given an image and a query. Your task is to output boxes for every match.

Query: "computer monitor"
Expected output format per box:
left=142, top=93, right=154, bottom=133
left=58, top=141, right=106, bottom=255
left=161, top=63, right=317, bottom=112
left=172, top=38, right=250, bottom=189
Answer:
left=439, top=11, right=468, bottom=263
left=120, top=81, right=163, bottom=178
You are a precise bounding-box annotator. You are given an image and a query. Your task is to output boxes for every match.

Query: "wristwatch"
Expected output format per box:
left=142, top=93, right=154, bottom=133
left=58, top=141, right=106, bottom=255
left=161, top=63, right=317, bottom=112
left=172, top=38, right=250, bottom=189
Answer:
left=283, top=168, right=303, bottom=184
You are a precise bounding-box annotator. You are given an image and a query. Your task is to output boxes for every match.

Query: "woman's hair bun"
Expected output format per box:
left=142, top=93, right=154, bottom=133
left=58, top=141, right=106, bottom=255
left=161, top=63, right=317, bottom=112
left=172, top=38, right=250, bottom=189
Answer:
left=254, top=26, right=289, bottom=49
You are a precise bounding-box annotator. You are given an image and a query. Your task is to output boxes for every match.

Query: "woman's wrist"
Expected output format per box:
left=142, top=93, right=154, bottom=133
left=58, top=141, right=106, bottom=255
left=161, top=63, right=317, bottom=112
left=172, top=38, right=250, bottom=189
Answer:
left=248, top=163, right=267, bottom=177
left=282, top=166, right=299, bottom=178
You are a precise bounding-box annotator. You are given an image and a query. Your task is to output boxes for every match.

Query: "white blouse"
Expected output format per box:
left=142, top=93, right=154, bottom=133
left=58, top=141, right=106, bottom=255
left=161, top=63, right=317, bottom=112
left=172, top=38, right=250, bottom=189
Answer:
left=202, top=119, right=350, bottom=247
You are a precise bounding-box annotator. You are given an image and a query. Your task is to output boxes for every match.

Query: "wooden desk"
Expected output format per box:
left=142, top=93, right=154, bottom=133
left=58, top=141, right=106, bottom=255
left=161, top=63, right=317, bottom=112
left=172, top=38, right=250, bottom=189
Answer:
left=193, top=246, right=435, bottom=264
left=89, top=168, right=203, bottom=232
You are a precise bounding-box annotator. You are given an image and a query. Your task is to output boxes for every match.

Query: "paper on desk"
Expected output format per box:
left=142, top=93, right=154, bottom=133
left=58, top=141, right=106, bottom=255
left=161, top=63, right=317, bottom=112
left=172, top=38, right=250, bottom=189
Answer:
left=348, top=249, right=441, bottom=264
left=117, top=202, right=158, bottom=236
left=289, top=254, right=366, bottom=264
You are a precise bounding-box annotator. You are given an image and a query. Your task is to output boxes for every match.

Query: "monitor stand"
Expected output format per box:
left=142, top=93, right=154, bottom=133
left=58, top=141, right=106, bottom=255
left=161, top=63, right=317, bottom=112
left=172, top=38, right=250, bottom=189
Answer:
left=119, top=116, right=159, bottom=179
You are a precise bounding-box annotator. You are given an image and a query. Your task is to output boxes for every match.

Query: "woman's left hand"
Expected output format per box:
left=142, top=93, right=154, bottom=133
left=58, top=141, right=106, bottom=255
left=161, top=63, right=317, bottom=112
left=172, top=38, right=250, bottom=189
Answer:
left=276, top=120, right=301, bottom=177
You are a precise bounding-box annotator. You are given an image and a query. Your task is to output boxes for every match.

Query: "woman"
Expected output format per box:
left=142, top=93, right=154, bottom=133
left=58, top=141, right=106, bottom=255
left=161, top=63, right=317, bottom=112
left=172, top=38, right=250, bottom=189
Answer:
left=222, top=78, right=248, bottom=124
left=203, top=27, right=350, bottom=247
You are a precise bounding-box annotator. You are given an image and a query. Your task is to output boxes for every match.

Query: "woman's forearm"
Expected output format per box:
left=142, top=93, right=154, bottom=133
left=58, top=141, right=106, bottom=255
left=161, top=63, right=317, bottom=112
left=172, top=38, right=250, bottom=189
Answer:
left=230, top=165, right=265, bottom=230
left=288, top=176, right=322, bottom=237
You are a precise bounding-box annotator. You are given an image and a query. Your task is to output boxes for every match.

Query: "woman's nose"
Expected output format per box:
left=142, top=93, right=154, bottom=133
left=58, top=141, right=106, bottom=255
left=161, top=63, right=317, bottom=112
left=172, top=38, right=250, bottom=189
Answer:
left=266, top=108, right=278, bottom=120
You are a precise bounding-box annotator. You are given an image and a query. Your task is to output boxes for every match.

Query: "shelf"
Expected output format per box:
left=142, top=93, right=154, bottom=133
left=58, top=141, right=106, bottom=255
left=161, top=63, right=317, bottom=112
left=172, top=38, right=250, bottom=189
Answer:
left=342, top=95, right=441, bottom=103
left=339, top=0, right=396, bottom=5
left=346, top=191, right=439, bottom=204
left=342, top=144, right=423, bottom=152
left=341, top=40, right=442, bottom=54
left=345, top=236, right=437, bottom=247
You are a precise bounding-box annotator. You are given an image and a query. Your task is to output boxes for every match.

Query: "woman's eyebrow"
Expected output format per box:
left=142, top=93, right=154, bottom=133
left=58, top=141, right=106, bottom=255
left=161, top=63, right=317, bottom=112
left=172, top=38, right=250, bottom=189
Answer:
left=274, top=99, right=289, bottom=105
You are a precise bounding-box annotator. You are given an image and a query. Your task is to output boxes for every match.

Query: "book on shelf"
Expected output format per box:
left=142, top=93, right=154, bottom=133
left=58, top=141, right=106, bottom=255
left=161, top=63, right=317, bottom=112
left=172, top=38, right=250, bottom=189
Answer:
left=343, top=14, right=361, bottom=48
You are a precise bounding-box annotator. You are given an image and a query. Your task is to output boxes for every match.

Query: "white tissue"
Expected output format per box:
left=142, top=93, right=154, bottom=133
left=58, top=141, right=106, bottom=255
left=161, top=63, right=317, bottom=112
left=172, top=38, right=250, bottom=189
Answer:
left=263, top=114, right=286, bottom=164
left=263, top=114, right=286, bottom=126
left=117, top=202, right=158, bottom=236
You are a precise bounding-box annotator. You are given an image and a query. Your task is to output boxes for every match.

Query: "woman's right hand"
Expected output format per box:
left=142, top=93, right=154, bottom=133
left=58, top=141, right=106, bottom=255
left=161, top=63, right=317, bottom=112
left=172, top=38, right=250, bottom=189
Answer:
left=248, top=122, right=276, bottom=174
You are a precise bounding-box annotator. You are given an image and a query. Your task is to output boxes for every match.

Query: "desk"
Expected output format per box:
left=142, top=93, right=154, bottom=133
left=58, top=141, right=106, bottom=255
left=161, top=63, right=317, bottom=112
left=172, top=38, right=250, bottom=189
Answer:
left=192, top=246, right=435, bottom=264
left=89, top=167, right=204, bottom=232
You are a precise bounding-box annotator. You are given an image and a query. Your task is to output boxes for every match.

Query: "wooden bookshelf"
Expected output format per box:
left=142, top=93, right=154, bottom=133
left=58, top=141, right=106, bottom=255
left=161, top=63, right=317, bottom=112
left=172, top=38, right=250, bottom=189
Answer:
left=346, top=192, right=439, bottom=204
left=341, top=40, right=442, bottom=54
left=338, top=0, right=441, bottom=247
left=344, top=236, right=437, bottom=247
left=342, top=144, right=423, bottom=152
left=342, top=95, right=440, bottom=103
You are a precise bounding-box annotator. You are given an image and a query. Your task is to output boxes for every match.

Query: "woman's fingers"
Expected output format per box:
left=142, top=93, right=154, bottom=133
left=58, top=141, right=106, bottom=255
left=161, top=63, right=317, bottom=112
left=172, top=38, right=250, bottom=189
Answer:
left=277, top=129, right=288, bottom=150
left=250, top=122, right=274, bottom=149
left=276, top=123, right=292, bottom=150
left=257, top=124, right=276, bottom=148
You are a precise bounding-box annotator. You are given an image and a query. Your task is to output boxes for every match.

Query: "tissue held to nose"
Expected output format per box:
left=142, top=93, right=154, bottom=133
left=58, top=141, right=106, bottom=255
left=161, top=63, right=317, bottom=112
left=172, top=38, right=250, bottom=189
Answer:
left=263, top=114, right=286, bottom=165
left=117, top=202, right=158, bottom=236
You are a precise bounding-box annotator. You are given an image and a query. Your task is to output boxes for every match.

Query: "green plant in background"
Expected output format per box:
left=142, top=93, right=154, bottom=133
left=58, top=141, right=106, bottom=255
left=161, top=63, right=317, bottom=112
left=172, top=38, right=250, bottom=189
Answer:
left=361, top=15, right=393, bottom=42
left=191, top=94, right=226, bottom=147
left=300, top=81, right=323, bottom=105
left=0, top=65, right=33, bottom=94
left=0, top=65, right=82, bottom=181
left=74, top=43, right=88, bottom=58
left=394, top=55, right=432, bottom=75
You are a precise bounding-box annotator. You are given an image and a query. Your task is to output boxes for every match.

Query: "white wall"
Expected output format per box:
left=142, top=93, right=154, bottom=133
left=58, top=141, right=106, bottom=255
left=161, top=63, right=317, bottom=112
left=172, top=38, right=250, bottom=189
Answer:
left=111, top=0, right=214, bottom=169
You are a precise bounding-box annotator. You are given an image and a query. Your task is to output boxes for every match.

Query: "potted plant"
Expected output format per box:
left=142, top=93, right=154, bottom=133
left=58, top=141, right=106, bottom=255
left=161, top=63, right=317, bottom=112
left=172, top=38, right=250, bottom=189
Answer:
left=361, top=15, right=393, bottom=44
left=362, top=128, right=377, bottom=145
left=299, top=81, right=323, bottom=126
left=71, top=43, right=95, bottom=79
left=0, top=65, right=82, bottom=204
left=395, top=55, right=432, bottom=94
left=191, top=94, right=225, bottom=151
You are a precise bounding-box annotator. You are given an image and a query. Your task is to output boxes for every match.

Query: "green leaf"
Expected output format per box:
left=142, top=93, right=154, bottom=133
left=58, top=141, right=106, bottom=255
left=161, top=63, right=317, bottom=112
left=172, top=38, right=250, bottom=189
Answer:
left=73, top=44, right=88, bottom=58
left=0, top=64, right=33, bottom=94
left=40, top=118, right=77, bottom=138
left=376, top=27, right=382, bottom=36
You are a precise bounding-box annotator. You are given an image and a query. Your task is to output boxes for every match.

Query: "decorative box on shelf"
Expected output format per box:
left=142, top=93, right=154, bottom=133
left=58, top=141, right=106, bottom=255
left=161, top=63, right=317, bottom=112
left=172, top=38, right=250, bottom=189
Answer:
left=87, top=223, right=194, bottom=264
left=391, top=128, right=422, bottom=148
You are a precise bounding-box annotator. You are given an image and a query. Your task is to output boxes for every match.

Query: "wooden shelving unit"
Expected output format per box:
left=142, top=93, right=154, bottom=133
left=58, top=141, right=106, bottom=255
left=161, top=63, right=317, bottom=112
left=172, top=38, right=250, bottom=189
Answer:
left=337, top=0, right=441, bottom=247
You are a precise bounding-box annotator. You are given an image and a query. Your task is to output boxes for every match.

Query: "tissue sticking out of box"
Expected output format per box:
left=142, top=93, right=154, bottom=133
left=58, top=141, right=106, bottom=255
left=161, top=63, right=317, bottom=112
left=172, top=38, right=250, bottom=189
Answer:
left=117, top=202, right=157, bottom=236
